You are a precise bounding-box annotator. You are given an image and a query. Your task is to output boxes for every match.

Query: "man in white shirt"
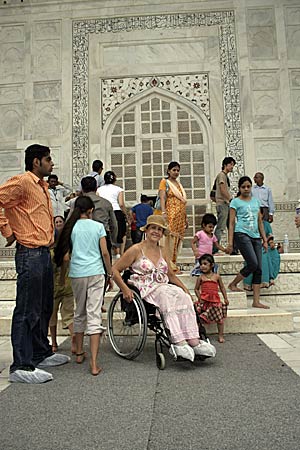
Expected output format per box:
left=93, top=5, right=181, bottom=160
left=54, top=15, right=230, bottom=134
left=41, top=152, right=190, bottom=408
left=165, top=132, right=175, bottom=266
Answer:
left=79, top=160, right=105, bottom=191
left=252, top=172, right=275, bottom=223
left=48, top=174, right=72, bottom=217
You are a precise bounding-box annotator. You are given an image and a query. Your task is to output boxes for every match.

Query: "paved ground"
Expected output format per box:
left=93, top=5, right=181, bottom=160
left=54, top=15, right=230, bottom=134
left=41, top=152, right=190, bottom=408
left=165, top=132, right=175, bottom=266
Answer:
left=0, top=334, right=300, bottom=450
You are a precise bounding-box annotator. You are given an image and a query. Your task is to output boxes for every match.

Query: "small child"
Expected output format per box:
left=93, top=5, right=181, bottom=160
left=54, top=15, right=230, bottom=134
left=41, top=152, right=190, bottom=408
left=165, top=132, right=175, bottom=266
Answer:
left=191, top=213, right=226, bottom=276
left=129, top=194, right=153, bottom=244
left=194, top=254, right=229, bottom=343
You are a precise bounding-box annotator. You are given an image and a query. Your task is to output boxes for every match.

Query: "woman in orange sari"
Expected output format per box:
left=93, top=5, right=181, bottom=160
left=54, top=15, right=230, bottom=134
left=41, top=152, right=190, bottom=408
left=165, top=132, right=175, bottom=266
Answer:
left=158, top=161, right=187, bottom=272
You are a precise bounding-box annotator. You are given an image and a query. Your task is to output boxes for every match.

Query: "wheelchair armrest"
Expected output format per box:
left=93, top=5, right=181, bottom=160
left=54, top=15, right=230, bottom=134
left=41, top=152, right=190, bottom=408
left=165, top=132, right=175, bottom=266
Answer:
left=122, top=269, right=133, bottom=284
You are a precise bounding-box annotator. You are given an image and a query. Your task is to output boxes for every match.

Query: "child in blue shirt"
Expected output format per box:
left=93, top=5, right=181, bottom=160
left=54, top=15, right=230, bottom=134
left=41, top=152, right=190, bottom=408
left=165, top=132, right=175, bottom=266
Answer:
left=130, top=194, right=153, bottom=243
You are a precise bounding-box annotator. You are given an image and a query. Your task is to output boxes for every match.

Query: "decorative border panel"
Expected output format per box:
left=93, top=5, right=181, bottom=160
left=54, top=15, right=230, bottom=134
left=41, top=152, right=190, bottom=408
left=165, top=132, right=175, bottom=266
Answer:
left=101, top=74, right=210, bottom=126
left=72, top=11, right=244, bottom=186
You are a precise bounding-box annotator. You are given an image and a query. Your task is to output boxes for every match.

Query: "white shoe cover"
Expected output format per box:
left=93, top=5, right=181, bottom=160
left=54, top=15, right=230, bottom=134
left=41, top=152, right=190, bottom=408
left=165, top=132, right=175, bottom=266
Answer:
left=9, top=368, right=53, bottom=384
left=193, top=340, right=216, bottom=358
left=172, top=344, right=195, bottom=362
left=37, top=353, right=71, bottom=368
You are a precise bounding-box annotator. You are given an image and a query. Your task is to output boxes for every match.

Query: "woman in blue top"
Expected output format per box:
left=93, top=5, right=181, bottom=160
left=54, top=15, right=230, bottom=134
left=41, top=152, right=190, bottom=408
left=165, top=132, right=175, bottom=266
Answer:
left=55, top=196, right=113, bottom=376
left=227, top=176, right=269, bottom=309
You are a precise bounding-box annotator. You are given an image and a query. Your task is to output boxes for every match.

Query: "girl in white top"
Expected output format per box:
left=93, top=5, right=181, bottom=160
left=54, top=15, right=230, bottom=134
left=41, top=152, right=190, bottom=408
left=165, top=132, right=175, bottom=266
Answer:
left=97, top=171, right=129, bottom=258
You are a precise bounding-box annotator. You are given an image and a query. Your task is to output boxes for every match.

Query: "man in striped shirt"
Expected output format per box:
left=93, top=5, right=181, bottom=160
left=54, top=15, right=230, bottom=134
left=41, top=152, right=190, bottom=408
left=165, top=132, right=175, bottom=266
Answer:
left=0, top=144, right=70, bottom=384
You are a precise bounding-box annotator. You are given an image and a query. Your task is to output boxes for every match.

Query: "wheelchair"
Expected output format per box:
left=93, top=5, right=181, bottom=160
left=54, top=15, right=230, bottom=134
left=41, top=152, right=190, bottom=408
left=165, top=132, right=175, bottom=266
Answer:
left=107, top=271, right=210, bottom=370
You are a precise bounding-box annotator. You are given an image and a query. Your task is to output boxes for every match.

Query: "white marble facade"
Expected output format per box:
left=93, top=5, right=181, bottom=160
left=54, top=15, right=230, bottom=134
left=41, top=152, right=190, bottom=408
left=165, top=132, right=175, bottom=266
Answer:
left=1, top=0, right=300, bottom=251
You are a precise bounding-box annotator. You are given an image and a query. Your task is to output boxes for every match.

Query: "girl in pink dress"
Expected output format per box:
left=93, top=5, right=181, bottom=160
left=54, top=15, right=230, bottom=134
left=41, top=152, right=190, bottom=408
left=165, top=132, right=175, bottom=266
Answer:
left=191, top=214, right=226, bottom=276
left=112, top=215, right=216, bottom=362
left=194, top=254, right=229, bottom=343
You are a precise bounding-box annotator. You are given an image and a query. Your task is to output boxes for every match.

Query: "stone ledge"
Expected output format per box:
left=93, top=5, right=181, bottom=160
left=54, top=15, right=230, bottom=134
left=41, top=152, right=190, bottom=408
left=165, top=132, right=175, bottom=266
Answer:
left=2, top=253, right=300, bottom=279
left=0, top=303, right=294, bottom=335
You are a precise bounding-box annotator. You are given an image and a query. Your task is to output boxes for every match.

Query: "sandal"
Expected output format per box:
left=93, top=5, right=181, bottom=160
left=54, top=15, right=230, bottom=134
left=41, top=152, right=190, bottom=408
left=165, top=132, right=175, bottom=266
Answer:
left=76, top=352, right=86, bottom=364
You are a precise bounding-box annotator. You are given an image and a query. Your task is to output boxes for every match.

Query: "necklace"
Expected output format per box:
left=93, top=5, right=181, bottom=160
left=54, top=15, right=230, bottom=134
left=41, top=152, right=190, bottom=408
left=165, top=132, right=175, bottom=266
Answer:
left=204, top=273, right=214, bottom=279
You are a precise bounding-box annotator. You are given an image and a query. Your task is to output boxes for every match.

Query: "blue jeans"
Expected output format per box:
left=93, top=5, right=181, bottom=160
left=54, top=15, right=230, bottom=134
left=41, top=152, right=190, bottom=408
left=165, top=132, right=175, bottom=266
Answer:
left=234, top=232, right=262, bottom=284
left=10, top=244, right=54, bottom=372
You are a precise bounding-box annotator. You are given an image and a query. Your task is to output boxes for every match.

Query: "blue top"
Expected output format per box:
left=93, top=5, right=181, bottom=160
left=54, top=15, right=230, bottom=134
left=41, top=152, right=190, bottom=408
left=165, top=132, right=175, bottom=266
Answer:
left=252, top=184, right=275, bottom=215
left=131, top=203, right=153, bottom=228
left=69, top=219, right=106, bottom=278
left=230, top=197, right=261, bottom=238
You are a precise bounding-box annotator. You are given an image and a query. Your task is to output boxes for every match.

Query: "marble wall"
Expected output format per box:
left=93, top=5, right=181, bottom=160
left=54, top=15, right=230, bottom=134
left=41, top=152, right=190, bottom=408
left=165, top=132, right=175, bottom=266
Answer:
left=0, top=0, right=300, bottom=250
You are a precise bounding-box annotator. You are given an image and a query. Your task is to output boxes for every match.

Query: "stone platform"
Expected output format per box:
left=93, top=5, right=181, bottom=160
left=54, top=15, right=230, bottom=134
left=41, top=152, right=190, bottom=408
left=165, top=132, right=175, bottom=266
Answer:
left=0, top=251, right=298, bottom=335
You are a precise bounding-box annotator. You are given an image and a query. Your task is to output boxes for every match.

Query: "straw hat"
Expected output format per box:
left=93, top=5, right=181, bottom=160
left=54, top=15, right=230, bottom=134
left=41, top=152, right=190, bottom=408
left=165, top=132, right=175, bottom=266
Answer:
left=140, top=214, right=169, bottom=234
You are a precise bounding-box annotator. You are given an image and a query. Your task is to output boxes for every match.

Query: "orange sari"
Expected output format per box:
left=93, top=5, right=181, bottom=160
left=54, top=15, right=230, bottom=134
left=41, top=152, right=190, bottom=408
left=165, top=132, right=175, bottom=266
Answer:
left=158, top=178, right=187, bottom=271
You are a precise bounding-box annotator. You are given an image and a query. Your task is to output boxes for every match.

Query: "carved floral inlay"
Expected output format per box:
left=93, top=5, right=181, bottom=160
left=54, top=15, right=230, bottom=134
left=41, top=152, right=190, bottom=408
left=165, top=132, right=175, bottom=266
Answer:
left=101, top=74, right=210, bottom=126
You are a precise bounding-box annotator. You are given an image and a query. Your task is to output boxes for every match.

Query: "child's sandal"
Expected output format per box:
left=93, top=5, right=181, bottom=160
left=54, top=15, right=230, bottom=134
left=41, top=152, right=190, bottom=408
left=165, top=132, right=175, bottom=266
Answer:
left=76, top=352, right=86, bottom=364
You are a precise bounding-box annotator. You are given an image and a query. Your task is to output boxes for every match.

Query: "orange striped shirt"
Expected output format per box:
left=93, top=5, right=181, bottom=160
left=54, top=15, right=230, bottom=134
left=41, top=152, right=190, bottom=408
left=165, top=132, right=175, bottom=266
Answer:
left=0, top=171, right=54, bottom=248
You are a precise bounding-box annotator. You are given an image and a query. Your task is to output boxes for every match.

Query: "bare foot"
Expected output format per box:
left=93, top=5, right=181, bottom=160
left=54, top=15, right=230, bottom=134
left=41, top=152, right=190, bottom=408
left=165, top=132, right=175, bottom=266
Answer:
left=218, top=337, right=225, bottom=343
left=228, top=284, right=244, bottom=292
left=252, top=303, right=270, bottom=309
left=90, top=363, right=102, bottom=376
left=52, top=344, right=58, bottom=353
left=76, top=352, right=86, bottom=364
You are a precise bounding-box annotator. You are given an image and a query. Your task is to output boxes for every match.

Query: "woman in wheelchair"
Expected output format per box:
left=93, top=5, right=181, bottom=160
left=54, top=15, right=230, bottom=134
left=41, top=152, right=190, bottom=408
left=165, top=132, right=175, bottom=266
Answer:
left=112, top=215, right=216, bottom=362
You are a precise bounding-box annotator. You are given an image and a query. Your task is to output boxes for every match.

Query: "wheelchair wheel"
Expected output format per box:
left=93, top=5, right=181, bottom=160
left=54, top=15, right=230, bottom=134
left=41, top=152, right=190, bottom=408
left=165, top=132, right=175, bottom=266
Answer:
left=156, top=352, right=165, bottom=370
left=108, top=290, right=148, bottom=360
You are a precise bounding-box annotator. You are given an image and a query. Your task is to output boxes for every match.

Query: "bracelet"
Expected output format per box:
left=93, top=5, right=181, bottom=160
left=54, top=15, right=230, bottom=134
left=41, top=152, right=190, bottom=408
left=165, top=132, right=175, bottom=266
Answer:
left=107, top=273, right=113, bottom=279
left=162, top=211, right=166, bottom=215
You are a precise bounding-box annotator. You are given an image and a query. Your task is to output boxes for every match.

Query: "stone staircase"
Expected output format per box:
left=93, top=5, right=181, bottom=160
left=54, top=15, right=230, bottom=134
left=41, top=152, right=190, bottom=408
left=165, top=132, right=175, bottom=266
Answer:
left=1, top=250, right=299, bottom=335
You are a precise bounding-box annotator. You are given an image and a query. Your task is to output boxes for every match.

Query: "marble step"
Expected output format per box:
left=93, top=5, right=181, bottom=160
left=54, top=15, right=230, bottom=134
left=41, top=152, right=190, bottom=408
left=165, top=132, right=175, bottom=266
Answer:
left=1, top=272, right=300, bottom=309
left=0, top=300, right=294, bottom=336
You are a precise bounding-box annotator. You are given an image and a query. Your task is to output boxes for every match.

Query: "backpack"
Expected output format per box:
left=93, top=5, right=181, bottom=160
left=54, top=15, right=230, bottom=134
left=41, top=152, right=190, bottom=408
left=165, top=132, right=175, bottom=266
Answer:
left=210, top=179, right=217, bottom=202
left=154, top=180, right=169, bottom=211
left=210, top=174, right=230, bottom=202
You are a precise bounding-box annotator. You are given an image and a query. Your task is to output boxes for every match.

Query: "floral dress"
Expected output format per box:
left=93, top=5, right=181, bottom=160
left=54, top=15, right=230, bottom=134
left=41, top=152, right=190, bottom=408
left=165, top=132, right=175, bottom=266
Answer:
left=129, top=249, right=199, bottom=343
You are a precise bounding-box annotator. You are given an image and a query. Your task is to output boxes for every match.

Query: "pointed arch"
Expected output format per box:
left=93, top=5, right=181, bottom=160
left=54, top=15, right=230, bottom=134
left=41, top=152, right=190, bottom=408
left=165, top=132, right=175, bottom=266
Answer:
left=102, top=88, right=213, bottom=245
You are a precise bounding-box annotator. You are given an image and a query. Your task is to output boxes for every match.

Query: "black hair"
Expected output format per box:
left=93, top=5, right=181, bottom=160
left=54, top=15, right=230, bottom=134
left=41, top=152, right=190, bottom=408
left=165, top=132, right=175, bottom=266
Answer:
left=54, top=196, right=95, bottom=267
left=236, top=176, right=252, bottom=197
left=104, top=171, right=116, bottom=184
left=167, top=161, right=180, bottom=176
left=54, top=215, right=65, bottom=223
left=92, top=160, right=103, bottom=172
left=198, top=253, right=215, bottom=267
left=81, top=176, right=97, bottom=193
left=201, top=213, right=217, bottom=227
left=54, top=216, right=65, bottom=241
left=221, top=156, right=236, bottom=170
left=255, top=172, right=264, bottom=179
left=48, top=174, right=58, bottom=182
left=25, top=144, right=51, bottom=171
left=140, top=194, right=148, bottom=202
